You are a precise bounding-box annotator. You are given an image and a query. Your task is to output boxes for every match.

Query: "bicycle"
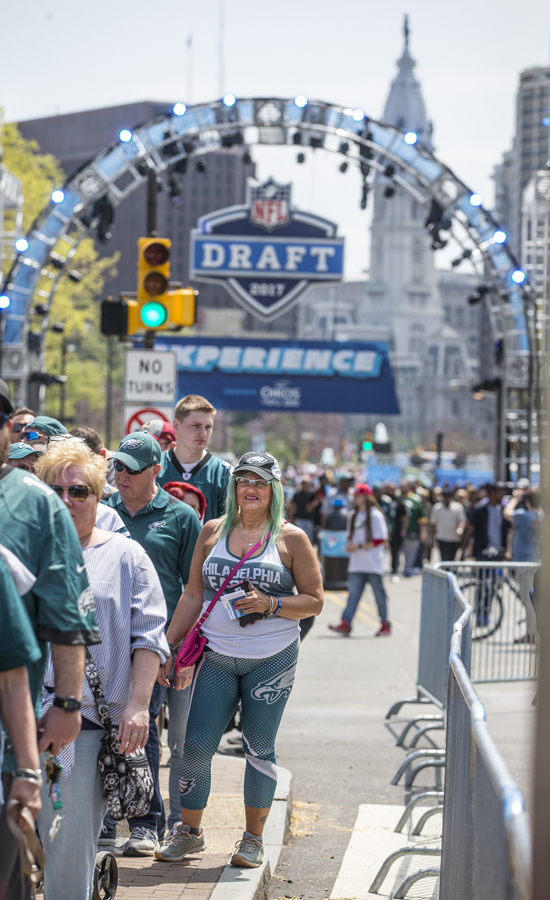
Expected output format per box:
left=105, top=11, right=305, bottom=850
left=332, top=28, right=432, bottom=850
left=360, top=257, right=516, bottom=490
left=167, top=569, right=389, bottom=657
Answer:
left=454, top=550, right=523, bottom=641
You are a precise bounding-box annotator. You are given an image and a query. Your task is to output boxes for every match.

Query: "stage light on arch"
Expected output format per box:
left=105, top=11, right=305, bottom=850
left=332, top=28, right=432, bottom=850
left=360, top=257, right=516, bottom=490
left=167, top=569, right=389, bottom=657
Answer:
left=493, top=230, right=506, bottom=244
left=119, top=129, right=132, bottom=142
left=404, top=132, right=417, bottom=144
left=512, top=270, right=526, bottom=284
left=222, top=93, right=236, bottom=107
left=352, top=108, right=365, bottom=122
left=0, top=295, right=10, bottom=309
left=294, top=95, right=308, bottom=109
left=173, top=103, right=187, bottom=116
left=51, top=190, right=64, bottom=204
left=15, top=238, right=29, bottom=252
left=469, top=193, right=482, bottom=207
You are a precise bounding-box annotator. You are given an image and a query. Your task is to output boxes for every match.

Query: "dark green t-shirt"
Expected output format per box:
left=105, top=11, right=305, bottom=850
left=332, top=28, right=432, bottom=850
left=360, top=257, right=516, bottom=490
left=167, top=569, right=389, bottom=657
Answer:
left=107, top=486, right=201, bottom=621
left=156, top=450, right=231, bottom=522
left=0, top=466, right=100, bottom=712
left=0, top=558, right=41, bottom=672
left=403, top=493, right=426, bottom=540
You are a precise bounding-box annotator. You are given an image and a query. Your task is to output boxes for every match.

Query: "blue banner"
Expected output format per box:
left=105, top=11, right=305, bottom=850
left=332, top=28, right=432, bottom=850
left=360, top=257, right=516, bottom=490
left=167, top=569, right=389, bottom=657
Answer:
left=191, top=235, right=344, bottom=280
left=155, top=336, right=399, bottom=414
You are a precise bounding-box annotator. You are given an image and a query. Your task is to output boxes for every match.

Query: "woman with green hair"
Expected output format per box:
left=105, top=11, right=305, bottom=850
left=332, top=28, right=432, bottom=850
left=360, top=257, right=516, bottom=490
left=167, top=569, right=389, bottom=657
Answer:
left=155, top=451, right=323, bottom=869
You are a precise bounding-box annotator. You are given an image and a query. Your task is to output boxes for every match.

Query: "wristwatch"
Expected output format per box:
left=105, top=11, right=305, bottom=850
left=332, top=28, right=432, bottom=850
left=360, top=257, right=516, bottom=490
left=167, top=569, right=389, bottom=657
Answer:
left=53, top=695, right=82, bottom=713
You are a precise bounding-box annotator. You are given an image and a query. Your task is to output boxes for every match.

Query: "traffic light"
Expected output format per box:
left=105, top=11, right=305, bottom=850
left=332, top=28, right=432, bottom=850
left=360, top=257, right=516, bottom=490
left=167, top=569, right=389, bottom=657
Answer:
left=101, top=297, right=139, bottom=336
left=363, top=432, right=373, bottom=451
left=137, top=238, right=196, bottom=330
left=137, top=237, right=171, bottom=329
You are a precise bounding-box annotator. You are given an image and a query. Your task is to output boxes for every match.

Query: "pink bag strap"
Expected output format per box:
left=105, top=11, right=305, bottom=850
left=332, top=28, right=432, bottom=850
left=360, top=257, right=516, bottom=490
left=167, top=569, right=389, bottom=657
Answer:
left=197, top=530, right=272, bottom=628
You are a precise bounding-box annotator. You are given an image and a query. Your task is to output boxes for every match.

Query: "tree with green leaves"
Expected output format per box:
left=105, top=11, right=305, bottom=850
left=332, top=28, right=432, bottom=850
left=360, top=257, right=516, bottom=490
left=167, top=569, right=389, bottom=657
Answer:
left=1, top=120, right=120, bottom=437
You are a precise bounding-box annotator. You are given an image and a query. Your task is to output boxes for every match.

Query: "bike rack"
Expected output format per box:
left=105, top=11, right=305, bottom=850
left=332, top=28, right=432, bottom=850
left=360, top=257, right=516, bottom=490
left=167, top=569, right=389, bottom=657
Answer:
left=411, top=805, right=444, bottom=835
left=406, top=759, right=446, bottom=787
left=408, top=722, right=446, bottom=748
left=385, top=694, right=433, bottom=719
left=393, top=866, right=441, bottom=899
left=368, top=846, right=441, bottom=894
left=395, top=713, right=444, bottom=747
left=391, top=748, right=446, bottom=785
left=394, top=791, right=444, bottom=833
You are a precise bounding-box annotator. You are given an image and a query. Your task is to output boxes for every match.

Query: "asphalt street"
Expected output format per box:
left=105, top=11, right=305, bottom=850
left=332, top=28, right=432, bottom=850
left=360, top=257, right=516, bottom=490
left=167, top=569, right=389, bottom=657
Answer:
left=270, top=573, right=432, bottom=900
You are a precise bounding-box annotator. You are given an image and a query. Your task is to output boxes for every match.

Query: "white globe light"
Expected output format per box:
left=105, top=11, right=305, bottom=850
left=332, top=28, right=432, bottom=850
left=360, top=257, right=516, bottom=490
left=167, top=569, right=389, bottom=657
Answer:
left=404, top=132, right=417, bottom=145
left=512, top=270, right=526, bottom=284
left=352, top=108, right=365, bottom=122
left=15, top=238, right=29, bottom=253
left=173, top=103, right=187, bottom=116
left=0, top=295, right=10, bottom=309
left=119, top=129, right=132, bottom=142
left=294, top=95, right=308, bottom=109
left=469, top=193, right=483, bottom=207
left=222, top=93, right=236, bottom=107
left=493, top=230, right=506, bottom=244
left=51, top=190, right=64, bottom=204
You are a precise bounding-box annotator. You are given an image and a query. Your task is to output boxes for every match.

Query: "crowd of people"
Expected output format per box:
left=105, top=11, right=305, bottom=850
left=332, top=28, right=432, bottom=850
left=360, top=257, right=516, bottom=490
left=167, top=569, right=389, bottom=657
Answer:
left=0, top=373, right=542, bottom=899
left=0, top=384, right=323, bottom=899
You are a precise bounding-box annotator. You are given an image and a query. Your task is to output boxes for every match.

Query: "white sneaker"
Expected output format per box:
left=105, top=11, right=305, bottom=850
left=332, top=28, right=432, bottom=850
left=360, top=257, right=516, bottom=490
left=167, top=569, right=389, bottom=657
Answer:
left=391, top=575, right=400, bottom=583
left=122, top=826, right=159, bottom=857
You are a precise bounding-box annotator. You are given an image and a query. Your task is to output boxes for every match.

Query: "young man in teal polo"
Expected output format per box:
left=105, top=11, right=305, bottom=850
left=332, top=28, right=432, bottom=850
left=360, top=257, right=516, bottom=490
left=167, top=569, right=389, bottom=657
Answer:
left=107, top=431, right=201, bottom=856
left=156, top=394, right=231, bottom=522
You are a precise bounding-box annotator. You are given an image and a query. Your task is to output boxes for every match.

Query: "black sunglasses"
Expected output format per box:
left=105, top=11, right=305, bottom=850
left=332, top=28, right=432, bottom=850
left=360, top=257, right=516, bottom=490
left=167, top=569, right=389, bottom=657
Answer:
left=113, top=460, right=153, bottom=475
left=11, top=421, right=27, bottom=433
left=50, top=484, right=93, bottom=502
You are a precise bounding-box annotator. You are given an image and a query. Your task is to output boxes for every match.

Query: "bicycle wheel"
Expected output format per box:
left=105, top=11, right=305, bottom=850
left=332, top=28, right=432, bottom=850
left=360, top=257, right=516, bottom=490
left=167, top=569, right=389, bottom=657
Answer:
left=457, top=579, right=504, bottom=640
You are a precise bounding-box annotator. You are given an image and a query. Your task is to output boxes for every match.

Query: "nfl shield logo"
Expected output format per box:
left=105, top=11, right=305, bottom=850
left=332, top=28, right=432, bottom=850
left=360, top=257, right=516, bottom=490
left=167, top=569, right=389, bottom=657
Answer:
left=249, top=178, right=291, bottom=231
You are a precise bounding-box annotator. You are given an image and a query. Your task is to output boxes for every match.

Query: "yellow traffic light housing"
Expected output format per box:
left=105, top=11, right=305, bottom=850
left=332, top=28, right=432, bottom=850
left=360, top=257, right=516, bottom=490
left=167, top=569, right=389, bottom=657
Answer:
left=137, top=237, right=171, bottom=330
left=165, top=288, right=196, bottom=328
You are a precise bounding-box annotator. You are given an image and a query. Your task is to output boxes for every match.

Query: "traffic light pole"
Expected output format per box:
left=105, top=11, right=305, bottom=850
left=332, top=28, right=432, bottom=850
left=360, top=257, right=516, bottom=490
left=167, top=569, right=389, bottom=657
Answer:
left=145, top=171, right=158, bottom=349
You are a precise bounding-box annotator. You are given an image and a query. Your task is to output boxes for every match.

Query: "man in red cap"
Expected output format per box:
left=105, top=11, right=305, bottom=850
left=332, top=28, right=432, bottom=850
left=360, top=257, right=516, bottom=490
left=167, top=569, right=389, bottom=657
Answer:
left=141, top=419, right=176, bottom=453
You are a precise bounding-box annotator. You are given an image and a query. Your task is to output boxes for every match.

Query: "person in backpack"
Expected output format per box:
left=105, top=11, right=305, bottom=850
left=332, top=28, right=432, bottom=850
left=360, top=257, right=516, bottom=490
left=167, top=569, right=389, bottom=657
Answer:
left=328, top=483, right=391, bottom=637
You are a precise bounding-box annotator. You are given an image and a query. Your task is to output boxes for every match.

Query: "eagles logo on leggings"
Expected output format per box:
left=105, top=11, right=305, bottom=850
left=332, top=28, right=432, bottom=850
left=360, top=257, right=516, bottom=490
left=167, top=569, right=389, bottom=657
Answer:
left=251, top=665, right=296, bottom=705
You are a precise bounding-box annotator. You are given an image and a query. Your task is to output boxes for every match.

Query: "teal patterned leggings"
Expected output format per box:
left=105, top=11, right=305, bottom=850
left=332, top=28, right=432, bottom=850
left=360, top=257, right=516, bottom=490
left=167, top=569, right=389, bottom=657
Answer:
left=179, top=638, right=299, bottom=809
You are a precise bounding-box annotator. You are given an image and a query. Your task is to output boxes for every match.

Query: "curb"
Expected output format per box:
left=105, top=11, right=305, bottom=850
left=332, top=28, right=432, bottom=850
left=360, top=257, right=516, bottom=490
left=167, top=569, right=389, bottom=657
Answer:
left=210, top=766, right=293, bottom=900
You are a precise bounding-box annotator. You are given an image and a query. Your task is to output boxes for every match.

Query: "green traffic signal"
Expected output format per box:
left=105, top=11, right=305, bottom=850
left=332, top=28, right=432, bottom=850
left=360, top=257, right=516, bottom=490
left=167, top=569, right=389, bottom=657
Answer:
left=363, top=441, right=373, bottom=451
left=140, top=301, right=168, bottom=329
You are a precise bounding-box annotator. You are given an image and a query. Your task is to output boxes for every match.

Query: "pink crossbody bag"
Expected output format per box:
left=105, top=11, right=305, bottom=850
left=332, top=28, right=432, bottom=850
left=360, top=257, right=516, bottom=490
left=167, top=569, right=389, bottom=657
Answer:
left=175, top=531, right=272, bottom=672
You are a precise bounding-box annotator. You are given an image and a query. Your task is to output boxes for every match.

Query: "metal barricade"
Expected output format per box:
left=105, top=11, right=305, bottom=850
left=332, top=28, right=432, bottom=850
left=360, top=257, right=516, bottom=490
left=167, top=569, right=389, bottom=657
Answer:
left=387, top=567, right=471, bottom=719
left=440, top=608, right=531, bottom=899
left=435, top=561, right=539, bottom=682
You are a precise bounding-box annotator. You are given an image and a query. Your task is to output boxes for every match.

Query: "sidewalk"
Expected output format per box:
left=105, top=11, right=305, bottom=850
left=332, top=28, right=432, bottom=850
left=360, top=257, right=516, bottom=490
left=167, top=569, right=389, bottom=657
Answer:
left=110, top=745, right=291, bottom=900
left=114, top=750, right=246, bottom=900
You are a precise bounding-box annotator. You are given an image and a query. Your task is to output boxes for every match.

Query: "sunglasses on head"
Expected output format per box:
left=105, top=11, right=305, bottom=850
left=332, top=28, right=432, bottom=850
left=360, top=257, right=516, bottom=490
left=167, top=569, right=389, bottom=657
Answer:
left=50, top=484, right=93, bottom=502
left=113, top=460, right=153, bottom=475
left=0, top=413, right=10, bottom=430
left=49, top=435, right=86, bottom=444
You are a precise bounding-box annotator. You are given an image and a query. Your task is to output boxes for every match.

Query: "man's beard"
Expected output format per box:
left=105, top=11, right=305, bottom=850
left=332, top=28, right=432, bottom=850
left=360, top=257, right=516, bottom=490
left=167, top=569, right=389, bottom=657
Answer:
left=0, top=428, right=10, bottom=466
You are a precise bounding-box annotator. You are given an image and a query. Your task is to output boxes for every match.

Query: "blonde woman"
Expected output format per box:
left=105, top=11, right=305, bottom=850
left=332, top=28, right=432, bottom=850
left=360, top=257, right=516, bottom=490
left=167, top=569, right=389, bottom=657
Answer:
left=155, top=451, right=323, bottom=869
left=34, top=441, right=169, bottom=900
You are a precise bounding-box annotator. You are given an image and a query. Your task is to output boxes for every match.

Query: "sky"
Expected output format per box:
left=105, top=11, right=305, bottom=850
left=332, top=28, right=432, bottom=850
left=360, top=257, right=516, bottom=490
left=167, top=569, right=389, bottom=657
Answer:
left=1, top=0, right=549, bottom=279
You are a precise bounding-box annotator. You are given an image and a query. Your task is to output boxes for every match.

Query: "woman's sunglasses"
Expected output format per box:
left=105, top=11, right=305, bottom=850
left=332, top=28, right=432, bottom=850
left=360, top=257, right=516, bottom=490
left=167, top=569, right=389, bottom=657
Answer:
left=50, top=484, right=93, bottom=502
left=113, top=460, right=153, bottom=475
left=235, top=477, right=272, bottom=488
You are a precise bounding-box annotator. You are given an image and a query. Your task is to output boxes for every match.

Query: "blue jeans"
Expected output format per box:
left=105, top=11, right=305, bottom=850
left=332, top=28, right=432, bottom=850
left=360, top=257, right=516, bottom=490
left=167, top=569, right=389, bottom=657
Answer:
left=343, top=572, right=389, bottom=626
left=128, top=680, right=191, bottom=837
left=38, top=730, right=107, bottom=900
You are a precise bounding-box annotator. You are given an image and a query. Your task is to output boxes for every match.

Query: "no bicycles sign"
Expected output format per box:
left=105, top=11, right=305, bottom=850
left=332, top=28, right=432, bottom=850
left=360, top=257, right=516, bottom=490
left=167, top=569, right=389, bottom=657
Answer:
left=122, top=405, right=174, bottom=436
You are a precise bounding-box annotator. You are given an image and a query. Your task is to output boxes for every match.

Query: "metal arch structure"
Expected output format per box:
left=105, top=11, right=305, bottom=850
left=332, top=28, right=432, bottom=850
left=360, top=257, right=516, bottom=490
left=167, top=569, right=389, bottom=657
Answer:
left=0, top=96, right=537, bottom=475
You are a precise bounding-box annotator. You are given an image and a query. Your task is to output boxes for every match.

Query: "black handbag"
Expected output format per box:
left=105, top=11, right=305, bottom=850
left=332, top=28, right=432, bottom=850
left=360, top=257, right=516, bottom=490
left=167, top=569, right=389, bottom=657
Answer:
left=85, top=650, right=154, bottom=821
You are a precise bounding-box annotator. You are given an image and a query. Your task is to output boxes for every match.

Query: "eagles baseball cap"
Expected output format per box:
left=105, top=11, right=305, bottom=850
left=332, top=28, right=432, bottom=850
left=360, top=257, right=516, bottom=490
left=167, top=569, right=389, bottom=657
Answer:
left=110, top=431, right=161, bottom=471
left=140, top=419, right=176, bottom=442
left=0, top=378, right=14, bottom=415
left=9, top=442, right=44, bottom=460
left=233, top=451, right=281, bottom=481
left=26, top=416, right=67, bottom=437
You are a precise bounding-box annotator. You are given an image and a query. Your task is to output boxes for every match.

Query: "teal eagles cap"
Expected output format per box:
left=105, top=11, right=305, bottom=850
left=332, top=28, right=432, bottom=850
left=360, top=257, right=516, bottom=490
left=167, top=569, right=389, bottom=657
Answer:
left=27, top=416, right=68, bottom=437
left=110, top=431, right=161, bottom=471
left=9, top=442, right=45, bottom=460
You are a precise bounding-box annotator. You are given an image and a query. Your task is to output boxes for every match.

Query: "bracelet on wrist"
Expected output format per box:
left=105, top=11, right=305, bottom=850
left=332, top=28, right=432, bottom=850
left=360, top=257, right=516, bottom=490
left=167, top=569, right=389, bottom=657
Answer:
left=273, top=595, right=282, bottom=615
left=14, top=768, right=43, bottom=788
